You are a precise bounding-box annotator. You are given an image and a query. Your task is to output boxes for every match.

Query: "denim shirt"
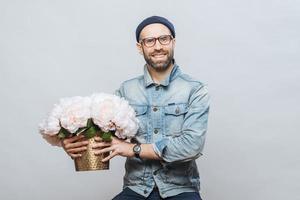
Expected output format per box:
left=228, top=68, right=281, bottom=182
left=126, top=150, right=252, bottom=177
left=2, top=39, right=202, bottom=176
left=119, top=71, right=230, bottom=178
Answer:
left=115, top=63, right=210, bottom=198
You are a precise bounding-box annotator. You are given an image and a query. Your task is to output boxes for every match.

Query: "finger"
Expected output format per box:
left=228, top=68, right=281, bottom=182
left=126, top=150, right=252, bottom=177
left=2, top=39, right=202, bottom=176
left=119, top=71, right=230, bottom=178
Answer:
left=92, top=142, right=111, bottom=149
left=69, top=153, right=82, bottom=159
left=62, top=135, right=84, bottom=146
left=68, top=134, right=85, bottom=142
left=65, top=140, right=89, bottom=149
left=94, top=146, right=114, bottom=155
left=67, top=146, right=87, bottom=154
left=94, top=136, right=103, bottom=142
left=102, top=151, right=118, bottom=162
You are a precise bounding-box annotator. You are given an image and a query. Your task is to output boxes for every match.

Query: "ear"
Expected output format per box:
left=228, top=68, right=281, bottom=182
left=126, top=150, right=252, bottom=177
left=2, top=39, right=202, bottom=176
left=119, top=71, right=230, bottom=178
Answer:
left=172, top=38, right=176, bottom=48
left=136, top=43, right=143, bottom=55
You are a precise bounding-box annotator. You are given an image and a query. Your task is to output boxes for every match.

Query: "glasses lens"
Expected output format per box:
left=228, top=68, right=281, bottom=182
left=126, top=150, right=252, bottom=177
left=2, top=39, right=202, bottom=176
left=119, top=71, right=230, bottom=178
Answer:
left=158, top=35, right=172, bottom=45
left=143, top=38, right=156, bottom=47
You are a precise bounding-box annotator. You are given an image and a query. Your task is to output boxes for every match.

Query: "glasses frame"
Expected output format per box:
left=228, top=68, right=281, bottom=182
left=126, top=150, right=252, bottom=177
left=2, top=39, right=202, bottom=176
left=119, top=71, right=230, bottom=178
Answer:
left=139, top=35, right=173, bottom=48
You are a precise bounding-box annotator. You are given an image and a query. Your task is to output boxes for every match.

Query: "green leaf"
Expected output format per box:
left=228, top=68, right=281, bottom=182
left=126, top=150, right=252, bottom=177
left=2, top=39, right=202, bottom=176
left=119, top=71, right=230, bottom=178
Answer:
left=58, top=128, right=71, bottom=139
left=75, top=127, right=88, bottom=135
left=58, top=131, right=65, bottom=139
left=86, top=118, right=94, bottom=128
left=101, top=131, right=112, bottom=142
left=84, top=126, right=98, bottom=139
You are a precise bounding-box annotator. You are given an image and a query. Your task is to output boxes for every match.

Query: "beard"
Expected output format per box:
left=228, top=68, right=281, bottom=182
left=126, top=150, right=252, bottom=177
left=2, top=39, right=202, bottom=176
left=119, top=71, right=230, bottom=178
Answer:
left=143, top=48, right=174, bottom=72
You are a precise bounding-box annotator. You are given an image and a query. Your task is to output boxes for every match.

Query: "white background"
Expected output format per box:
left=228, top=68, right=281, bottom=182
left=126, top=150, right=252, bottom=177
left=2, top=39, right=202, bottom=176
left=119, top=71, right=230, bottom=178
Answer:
left=0, top=0, right=299, bottom=199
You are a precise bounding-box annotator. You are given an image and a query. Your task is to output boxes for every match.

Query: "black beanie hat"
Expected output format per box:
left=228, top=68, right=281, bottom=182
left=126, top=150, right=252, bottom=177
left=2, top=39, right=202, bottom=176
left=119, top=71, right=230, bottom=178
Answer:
left=135, top=16, right=175, bottom=42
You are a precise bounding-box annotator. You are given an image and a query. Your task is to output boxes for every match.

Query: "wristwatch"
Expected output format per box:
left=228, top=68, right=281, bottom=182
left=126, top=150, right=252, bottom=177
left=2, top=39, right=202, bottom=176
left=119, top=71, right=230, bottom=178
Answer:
left=133, top=143, right=141, bottom=158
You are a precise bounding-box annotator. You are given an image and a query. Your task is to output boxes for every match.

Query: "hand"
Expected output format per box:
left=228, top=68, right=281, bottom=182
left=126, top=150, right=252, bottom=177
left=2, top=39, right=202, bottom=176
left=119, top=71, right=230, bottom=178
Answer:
left=61, top=135, right=89, bottom=159
left=92, top=136, right=135, bottom=162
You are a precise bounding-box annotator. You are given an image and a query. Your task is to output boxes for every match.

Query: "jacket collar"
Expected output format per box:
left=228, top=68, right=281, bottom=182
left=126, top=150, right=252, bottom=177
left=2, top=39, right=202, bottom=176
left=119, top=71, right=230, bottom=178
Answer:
left=144, top=61, right=181, bottom=87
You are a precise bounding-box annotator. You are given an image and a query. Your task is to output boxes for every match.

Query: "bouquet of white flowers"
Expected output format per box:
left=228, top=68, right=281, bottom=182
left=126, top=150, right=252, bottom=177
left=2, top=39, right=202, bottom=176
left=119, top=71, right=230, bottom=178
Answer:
left=39, top=93, right=139, bottom=171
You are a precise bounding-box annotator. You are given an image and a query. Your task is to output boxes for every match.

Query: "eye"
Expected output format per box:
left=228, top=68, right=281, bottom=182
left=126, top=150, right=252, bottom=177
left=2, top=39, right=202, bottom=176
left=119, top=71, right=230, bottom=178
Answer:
left=144, top=38, right=155, bottom=44
left=159, top=35, right=172, bottom=44
left=160, top=36, right=169, bottom=42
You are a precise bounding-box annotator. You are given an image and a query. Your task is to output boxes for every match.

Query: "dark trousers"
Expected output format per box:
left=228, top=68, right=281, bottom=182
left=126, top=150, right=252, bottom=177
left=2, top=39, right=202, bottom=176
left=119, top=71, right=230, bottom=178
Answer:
left=112, top=187, right=202, bottom=200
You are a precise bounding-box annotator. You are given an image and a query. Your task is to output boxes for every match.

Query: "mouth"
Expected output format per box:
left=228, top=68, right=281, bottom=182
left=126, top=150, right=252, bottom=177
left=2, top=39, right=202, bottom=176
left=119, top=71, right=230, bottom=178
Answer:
left=151, top=53, right=167, bottom=59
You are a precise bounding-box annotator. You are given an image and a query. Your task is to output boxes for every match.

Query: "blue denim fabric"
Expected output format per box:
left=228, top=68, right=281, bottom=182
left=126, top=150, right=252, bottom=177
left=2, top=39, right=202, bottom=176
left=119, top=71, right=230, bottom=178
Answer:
left=112, top=187, right=202, bottom=200
left=115, top=63, right=210, bottom=198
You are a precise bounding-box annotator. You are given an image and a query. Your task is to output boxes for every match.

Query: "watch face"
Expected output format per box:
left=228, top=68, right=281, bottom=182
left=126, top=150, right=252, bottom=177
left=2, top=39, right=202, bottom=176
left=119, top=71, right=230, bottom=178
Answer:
left=133, top=144, right=141, bottom=153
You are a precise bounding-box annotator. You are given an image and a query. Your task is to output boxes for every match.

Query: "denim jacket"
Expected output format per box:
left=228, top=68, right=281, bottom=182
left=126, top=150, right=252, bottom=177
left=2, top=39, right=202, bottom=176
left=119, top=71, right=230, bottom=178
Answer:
left=115, top=63, right=210, bottom=198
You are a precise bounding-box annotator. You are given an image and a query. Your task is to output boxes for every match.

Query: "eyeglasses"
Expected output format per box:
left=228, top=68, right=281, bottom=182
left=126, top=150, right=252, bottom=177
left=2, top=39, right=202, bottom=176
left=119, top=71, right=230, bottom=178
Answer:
left=140, top=35, right=173, bottom=48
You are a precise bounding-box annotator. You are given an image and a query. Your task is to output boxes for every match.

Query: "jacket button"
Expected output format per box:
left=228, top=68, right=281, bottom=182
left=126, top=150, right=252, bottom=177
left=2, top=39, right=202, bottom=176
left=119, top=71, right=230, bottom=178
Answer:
left=153, top=107, right=158, bottom=112
left=155, top=86, right=159, bottom=91
left=154, top=129, right=158, bottom=134
left=153, top=171, right=157, bottom=175
left=144, top=190, right=147, bottom=194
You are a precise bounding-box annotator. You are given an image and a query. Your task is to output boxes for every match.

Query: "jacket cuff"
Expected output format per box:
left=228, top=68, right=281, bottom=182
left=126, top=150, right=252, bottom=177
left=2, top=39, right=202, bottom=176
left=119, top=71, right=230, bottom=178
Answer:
left=152, top=138, right=169, bottom=158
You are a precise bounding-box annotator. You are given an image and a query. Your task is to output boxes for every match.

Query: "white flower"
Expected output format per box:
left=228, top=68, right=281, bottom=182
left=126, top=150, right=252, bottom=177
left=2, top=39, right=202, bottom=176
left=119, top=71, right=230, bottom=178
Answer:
left=39, top=103, right=63, bottom=146
left=38, top=103, right=62, bottom=136
left=39, top=96, right=91, bottom=146
left=59, top=96, right=91, bottom=133
left=91, top=93, right=117, bottom=130
left=91, top=93, right=138, bottom=139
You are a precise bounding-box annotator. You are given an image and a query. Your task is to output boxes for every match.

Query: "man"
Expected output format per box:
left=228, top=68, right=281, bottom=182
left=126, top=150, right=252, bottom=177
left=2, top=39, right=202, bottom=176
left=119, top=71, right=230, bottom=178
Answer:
left=62, top=16, right=210, bottom=200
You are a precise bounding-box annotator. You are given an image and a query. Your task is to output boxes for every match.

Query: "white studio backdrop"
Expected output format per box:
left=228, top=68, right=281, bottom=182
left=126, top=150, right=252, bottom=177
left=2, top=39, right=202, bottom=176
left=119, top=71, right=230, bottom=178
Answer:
left=0, top=0, right=299, bottom=200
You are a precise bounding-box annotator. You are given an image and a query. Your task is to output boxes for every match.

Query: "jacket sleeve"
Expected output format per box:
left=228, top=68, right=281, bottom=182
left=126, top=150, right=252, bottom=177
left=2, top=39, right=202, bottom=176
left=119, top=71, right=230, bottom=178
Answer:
left=152, top=84, right=210, bottom=163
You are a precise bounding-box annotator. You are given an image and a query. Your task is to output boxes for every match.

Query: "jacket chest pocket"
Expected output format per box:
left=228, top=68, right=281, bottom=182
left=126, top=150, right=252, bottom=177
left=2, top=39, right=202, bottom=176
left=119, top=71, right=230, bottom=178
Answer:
left=164, top=103, right=188, bottom=136
left=131, top=105, right=148, bottom=141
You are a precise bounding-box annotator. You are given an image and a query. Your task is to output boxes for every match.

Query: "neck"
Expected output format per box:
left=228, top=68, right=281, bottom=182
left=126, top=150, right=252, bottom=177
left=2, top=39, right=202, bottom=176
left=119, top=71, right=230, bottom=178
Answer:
left=147, top=62, right=174, bottom=84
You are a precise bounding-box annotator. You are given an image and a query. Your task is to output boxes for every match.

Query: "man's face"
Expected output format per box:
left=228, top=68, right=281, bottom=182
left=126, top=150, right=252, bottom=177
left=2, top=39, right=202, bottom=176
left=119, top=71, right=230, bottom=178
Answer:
left=137, top=23, right=175, bottom=71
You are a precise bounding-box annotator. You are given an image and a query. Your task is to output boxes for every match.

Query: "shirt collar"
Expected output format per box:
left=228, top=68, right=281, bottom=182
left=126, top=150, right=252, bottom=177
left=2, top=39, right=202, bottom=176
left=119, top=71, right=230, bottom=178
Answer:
left=143, top=61, right=181, bottom=87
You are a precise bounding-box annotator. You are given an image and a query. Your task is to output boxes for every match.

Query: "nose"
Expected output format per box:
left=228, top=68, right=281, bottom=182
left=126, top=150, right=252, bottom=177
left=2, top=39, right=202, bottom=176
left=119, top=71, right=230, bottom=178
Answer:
left=153, top=39, right=163, bottom=50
